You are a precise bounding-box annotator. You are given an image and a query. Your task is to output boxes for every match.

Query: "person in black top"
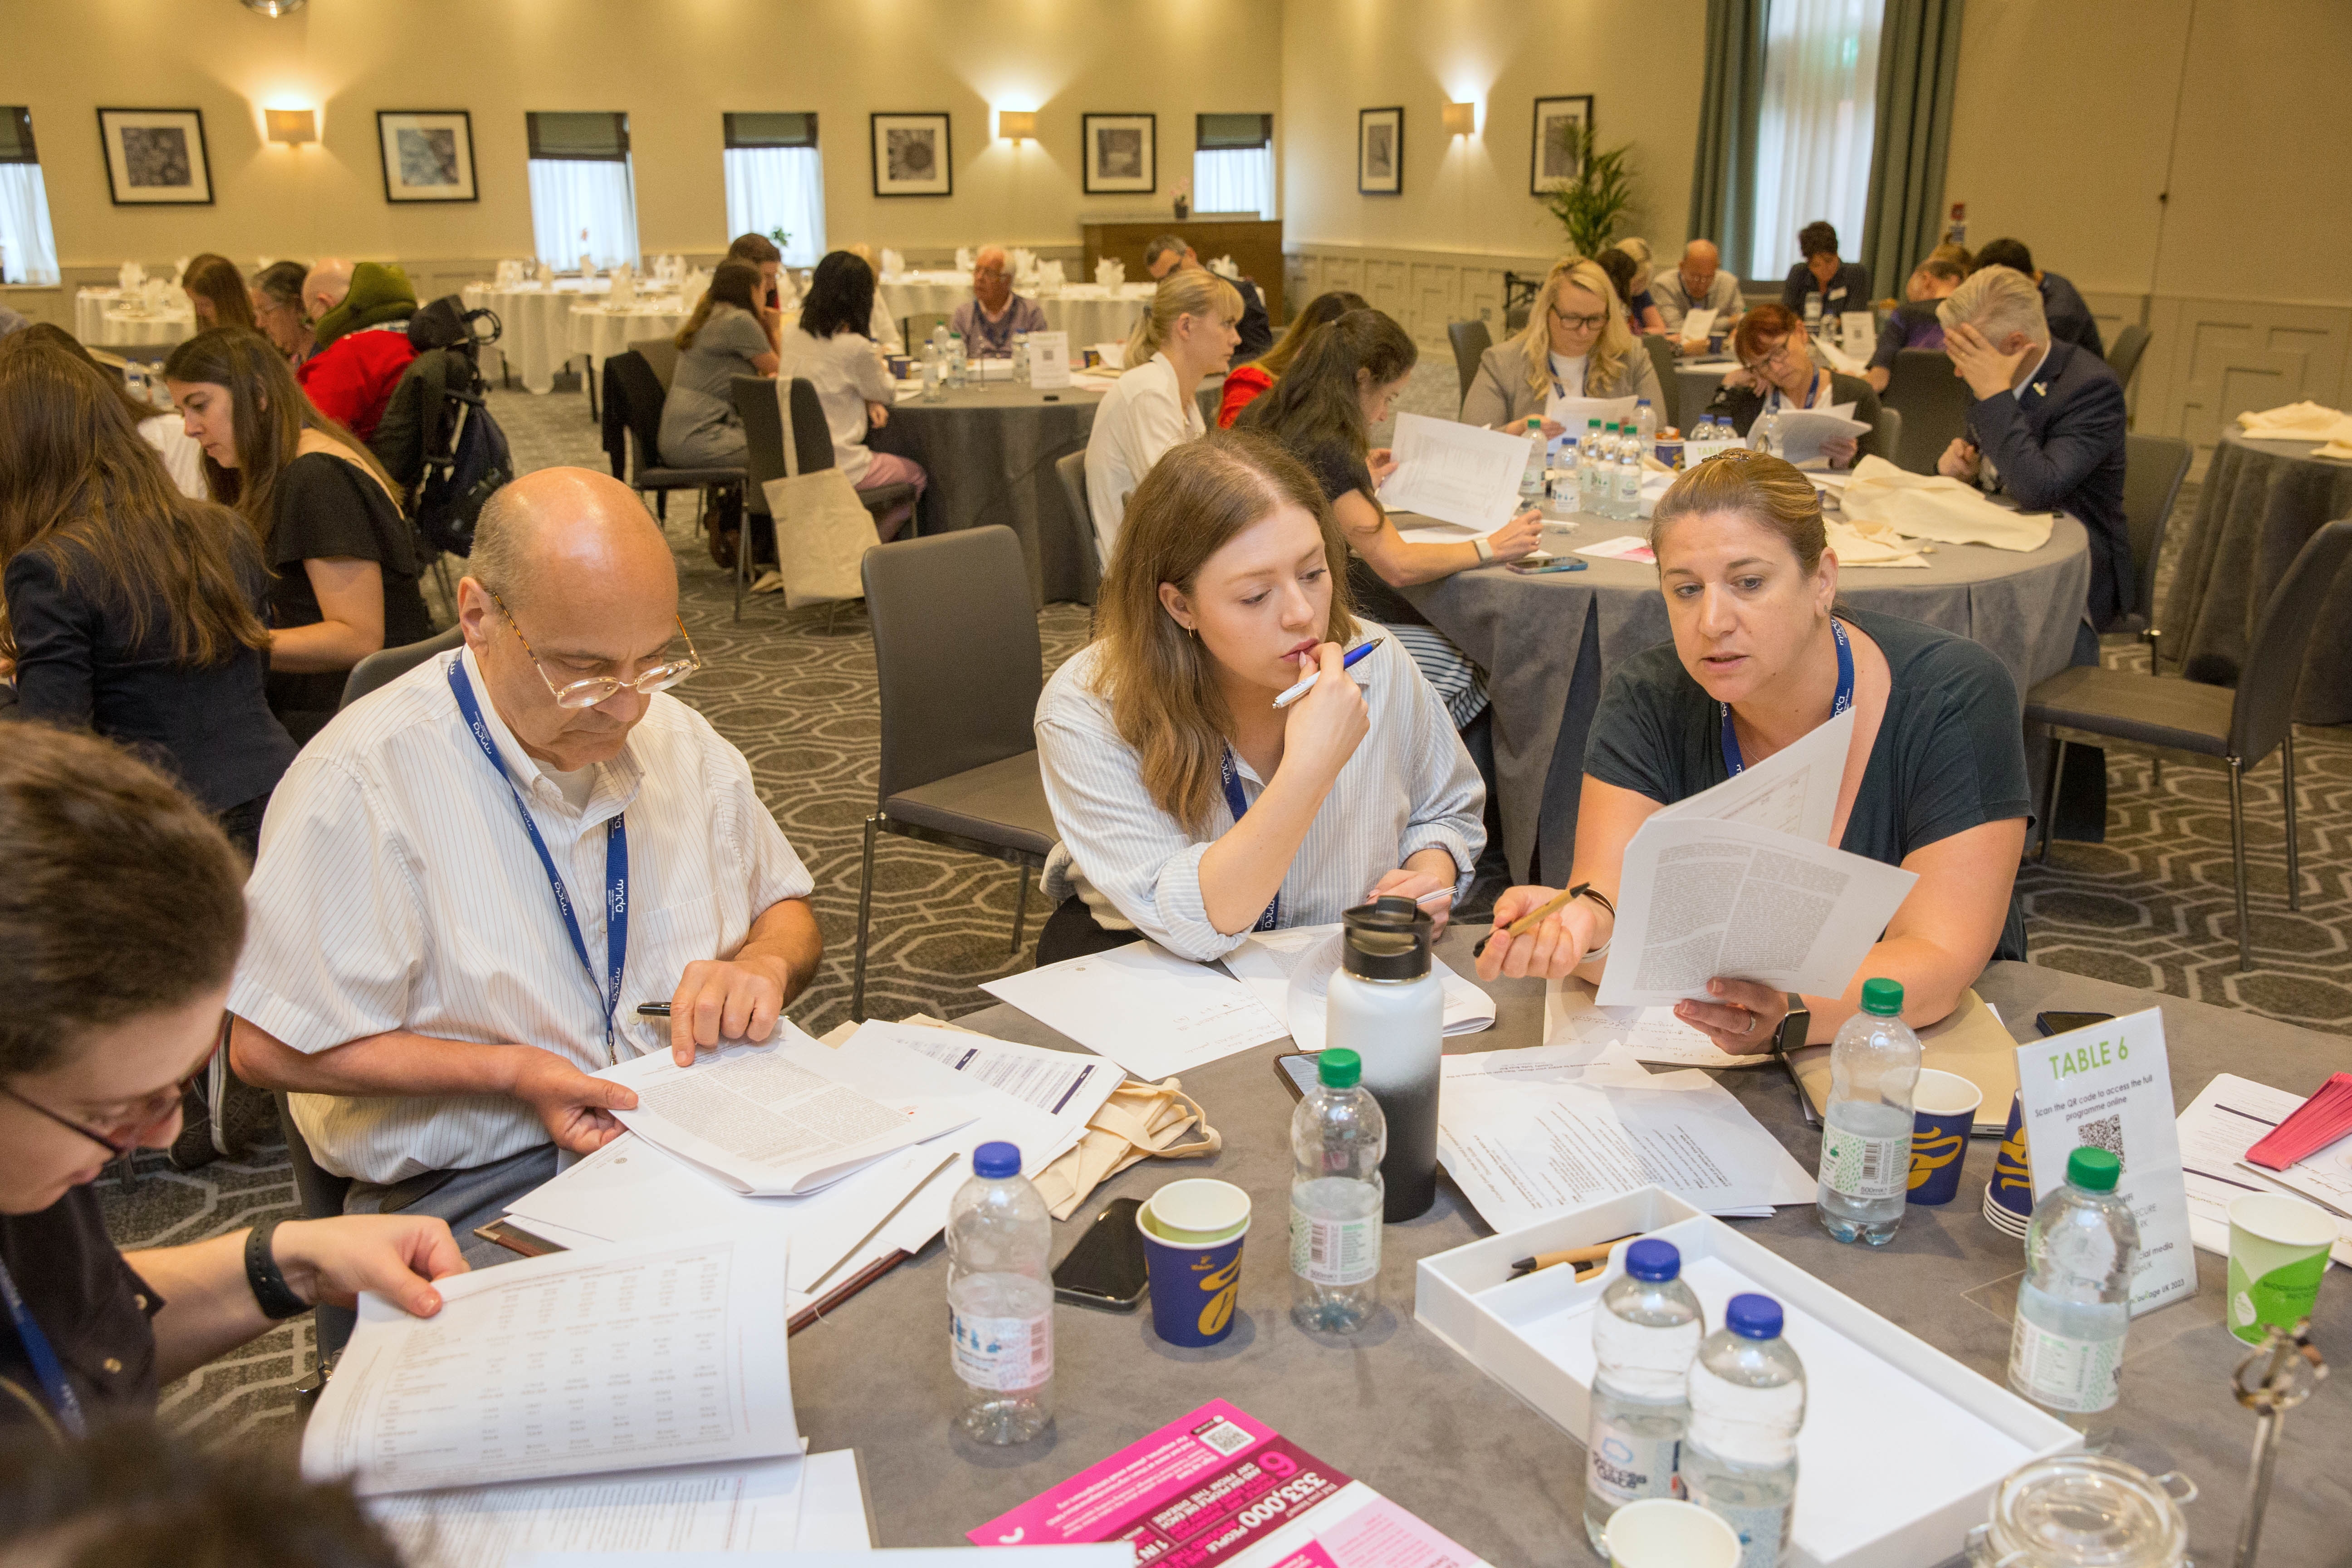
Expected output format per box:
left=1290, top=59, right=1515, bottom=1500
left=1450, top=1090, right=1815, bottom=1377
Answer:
left=1779, top=220, right=1872, bottom=322
left=1145, top=235, right=1275, bottom=362
left=1705, top=303, right=1882, bottom=468
left=1972, top=238, right=2104, bottom=358
left=0, top=333, right=296, bottom=858
left=1476, top=451, right=2030, bottom=1053
left=163, top=329, right=432, bottom=743
left=0, top=727, right=461, bottom=1441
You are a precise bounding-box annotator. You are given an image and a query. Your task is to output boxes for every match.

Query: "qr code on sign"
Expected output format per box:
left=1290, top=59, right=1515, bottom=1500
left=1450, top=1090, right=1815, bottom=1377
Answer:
left=1195, top=1417, right=1253, bottom=1457
left=2075, top=1113, right=2126, bottom=1169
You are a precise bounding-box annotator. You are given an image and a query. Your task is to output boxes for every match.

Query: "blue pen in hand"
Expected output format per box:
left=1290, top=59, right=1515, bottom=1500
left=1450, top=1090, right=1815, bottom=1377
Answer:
left=1271, top=637, right=1384, bottom=709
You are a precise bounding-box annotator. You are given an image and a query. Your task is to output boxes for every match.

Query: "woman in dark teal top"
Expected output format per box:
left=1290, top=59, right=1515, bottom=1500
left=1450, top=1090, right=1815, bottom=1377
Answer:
left=1476, top=451, right=2031, bottom=1052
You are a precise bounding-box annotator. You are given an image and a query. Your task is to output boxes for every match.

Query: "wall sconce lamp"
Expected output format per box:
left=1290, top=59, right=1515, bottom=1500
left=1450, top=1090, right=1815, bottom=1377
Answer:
left=265, top=108, right=317, bottom=145
left=1441, top=102, right=1476, bottom=137
left=998, top=111, right=1037, bottom=142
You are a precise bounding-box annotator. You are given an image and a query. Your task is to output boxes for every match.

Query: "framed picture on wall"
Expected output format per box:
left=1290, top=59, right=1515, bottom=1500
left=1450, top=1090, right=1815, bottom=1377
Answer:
left=1357, top=107, right=1402, bottom=196
left=1081, top=113, right=1156, bottom=194
left=871, top=112, right=952, bottom=197
left=1530, top=95, right=1594, bottom=194
left=376, top=110, right=478, bottom=203
left=95, top=107, right=212, bottom=206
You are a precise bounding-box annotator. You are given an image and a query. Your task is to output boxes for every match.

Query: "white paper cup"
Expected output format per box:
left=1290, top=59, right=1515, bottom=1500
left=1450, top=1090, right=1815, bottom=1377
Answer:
left=1141, top=1178, right=1251, bottom=1245
left=1604, top=1499, right=1742, bottom=1568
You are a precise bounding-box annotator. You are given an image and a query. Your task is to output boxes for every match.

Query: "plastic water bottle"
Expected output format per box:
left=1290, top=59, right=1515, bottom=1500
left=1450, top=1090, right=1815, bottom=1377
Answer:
left=920, top=342, right=943, bottom=402
left=930, top=320, right=951, bottom=356
left=1587, top=423, right=1617, bottom=518
left=1584, top=1239, right=1705, bottom=1553
left=1817, top=978, right=1920, bottom=1245
left=946, top=330, right=968, bottom=389
left=2009, top=1147, right=2137, bottom=1442
left=1751, top=406, right=1784, bottom=458
left=1289, top=1047, right=1385, bottom=1334
left=1803, top=293, right=1823, bottom=333
left=1557, top=437, right=1582, bottom=515
left=946, top=1141, right=1053, bottom=1444
left=1013, top=331, right=1031, bottom=385
left=1583, top=418, right=1605, bottom=506
left=1683, top=1293, right=1806, bottom=1568
left=1633, top=397, right=1658, bottom=450
left=1614, top=430, right=1645, bottom=520
left=1520, top=416, right=1547, bottom=506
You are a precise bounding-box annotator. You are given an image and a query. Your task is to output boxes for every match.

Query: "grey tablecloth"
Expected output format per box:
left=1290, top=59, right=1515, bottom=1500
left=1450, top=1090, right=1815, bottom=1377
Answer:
left=789, top=938, right=2350, bottom=1567
left=2162, top=429, right=2352, bottom=725
left=1398, top=517, right=2092, bottom=882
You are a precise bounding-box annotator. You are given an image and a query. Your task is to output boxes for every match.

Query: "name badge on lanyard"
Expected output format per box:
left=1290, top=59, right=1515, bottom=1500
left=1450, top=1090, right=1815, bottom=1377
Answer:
left=449, top=659, right=629, bottom=1059
left=1220, top=749, right=1280, bottom=932
left=1722, top=617, right=1854, bottom=777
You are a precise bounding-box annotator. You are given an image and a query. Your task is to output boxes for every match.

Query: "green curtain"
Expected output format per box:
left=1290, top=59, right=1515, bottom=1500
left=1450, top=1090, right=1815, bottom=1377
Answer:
left=1861, top=0, right=1967, bottom=296
left=1686, top=0, right=1768, bottom=283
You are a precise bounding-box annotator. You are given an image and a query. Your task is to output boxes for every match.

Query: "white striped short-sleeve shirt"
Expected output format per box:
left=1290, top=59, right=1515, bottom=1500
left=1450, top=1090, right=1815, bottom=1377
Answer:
left=1035, top=637, right=1485, bottom=961
left=229, top=646, right=814, bottom=1184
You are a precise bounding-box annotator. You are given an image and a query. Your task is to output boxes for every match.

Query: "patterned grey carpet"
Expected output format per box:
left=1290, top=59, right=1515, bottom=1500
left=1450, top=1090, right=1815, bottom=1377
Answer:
left=97, top=364, right=2352, bottom=1445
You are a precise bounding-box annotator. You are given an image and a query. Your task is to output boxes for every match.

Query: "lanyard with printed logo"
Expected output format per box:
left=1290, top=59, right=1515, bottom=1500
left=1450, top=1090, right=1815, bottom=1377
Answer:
left=1722, top=617, right=1854, bottom=777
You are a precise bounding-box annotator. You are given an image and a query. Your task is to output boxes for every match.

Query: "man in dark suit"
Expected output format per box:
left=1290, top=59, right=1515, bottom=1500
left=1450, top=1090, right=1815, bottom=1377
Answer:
left=1973, top=238, right=2103, bottom=358
left=1144, top=236, right=1274, bottom=361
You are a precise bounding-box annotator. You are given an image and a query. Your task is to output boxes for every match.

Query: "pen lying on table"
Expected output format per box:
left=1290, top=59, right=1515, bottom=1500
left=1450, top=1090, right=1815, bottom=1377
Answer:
left=1271, top=637, right=1384, bottom=709
left=1509, top=1236, right=1636, bottom=1279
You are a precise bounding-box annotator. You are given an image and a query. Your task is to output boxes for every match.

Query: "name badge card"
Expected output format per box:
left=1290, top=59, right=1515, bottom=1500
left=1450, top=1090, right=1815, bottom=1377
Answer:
left=1027, top=330, right=1071, bottom=389
left=2015, top=1008, right=2197, bottom=1316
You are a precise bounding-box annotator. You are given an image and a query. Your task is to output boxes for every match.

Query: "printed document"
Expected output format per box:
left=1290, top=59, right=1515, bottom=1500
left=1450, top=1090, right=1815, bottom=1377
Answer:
left=843, top=1019, right=1117, bottom=1167
left=1652, top=705, right=1854, bottom=843
left=374, top=1454, right=808, bottom=1568
left=304, top=1231, right=800, bottom=1496
left=981, top=940, right=1285, bottom=1080
left=1225, top=923, right=1494, bottom=1052
left=1026, top=330, right=1071, bottom=388
left=1546, top=981, right=1772, bottom=1068
left=1678, top=308, right=1719, bottom=343
left=2177, top=1074, right=2352, bottom=1268
left=1774, top=403, right=1872, bottom=466
left=1542, top=393, right=1638, bottom=439
left=1375, top=412, right=1534, bottom=529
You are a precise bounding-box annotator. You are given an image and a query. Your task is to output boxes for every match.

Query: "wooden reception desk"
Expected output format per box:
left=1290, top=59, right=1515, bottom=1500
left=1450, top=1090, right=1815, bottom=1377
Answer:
left=1081, top=218, right=1284, bottom=323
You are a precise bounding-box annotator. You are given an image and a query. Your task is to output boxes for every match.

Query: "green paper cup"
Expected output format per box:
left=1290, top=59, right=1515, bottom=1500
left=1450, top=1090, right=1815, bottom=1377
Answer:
left=2226, top=1192, right=2335, bottom=1345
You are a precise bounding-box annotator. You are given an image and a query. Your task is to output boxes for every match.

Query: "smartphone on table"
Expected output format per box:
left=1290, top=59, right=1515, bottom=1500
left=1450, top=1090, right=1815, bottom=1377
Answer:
left=1051, top=1197, right=1147, bottom=1311
left=2034, top=1010, right=2115, bottom=1037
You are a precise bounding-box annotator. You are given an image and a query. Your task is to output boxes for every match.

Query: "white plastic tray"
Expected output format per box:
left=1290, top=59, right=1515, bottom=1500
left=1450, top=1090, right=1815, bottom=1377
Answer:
left=1415, top=1187, right=2077, bottom=1568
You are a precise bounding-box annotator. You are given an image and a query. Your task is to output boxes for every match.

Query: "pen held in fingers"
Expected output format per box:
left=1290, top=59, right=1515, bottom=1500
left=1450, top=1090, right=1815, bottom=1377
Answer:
left=1269, top=637, right=1385, bottom=709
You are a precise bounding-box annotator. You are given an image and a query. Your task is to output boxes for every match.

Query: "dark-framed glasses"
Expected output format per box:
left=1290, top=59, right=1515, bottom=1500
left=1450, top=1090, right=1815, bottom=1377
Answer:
left=1550, top=308, right=1607, bottom=332
left=494, top=590, right=701, bottom=709
left=0, top=1042, right=216, bottom=1159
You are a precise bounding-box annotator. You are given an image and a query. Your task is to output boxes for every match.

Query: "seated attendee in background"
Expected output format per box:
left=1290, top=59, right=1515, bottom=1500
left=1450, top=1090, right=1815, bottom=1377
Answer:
left=165, top=329, right=432, bottom=743
left=229, top=470, right=823, bottom=1265
left=1926, top=240, right=1974, bottom=274
left=0, top=336, right=294, bottom=858
left=1936, top=265, right=2128, bottom=653
left=294, top=262, right=418, bottom=442
left=777, top=251, right=925, bottom=540
left=1867, top=254, right=1969, bottom=391
left=1478, top=452, right=2029, bottom=1049
left=1652, top=240, right=1743, bottom=348
left=249, top=259, right=314, bottom=368
left=951, top=246, right=1049, bottom=358
left=302, top=256, right=353, bottom=327
left=1601, top=240, right=1667, bottom=333
left=1144, top=235, right=1273, bottom=361
left=839, top=242, right=900, bottom=349
left=1703, top=304, right=1881, bottom=469
left=1780, top=221, right=1872, bottom=322
left=726, top=231, right=795, bottom=311
left=0, top=726, right=463, bottom=1438
left=0, top=304, right=28, bottom=339
left=660, top=260, right=780, bottom=470
left=1241, top=308, right=1540, bottom=734
left=1461, top=256, right=1664, bottom=432
left=180, top=254, right=256, bottom=334
left=15, top=324, right=206, bottom=499
left=1216, top=289, right=1366, bottom=429
left=1084, top=267, right=1241, bottom=564
left=1034, top=433, right=1484, bottom=965
left=1971, top=238, right=2103, bottom=357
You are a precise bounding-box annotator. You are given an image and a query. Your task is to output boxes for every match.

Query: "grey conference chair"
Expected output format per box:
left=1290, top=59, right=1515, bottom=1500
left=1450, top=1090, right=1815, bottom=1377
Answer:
left=1871, top=405, right=1902, bottom=467
left=732, top=375, right=917, bottom=621
left=628, top=335, right=680, bottom=392
left=2024, top=517, right=2352, bottom=972
left=853, top=526, right=1058, bottom=1020
left=2116, top=432, right=2193, bottom=653
left=1052, top=447, right=1102, bottom=604
left=2105, top=323, right=2151, bottom=398
left=339, top=625, right=464, bottom=710
left=272, top=1091, right=357, bottom=1362
left=1879, top=348, right=1974, bottom=475
left=1643, top=334, right=1681, bottom=429
left=1446, top=320, right=1492, bottom=405
left=608, top=349, right=744, bottom=529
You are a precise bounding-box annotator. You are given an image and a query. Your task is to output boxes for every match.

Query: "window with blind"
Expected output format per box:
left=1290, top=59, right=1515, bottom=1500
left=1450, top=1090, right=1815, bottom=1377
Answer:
left=722, top=113, right=825, bottom=267
left=1749, top=0, right=1884, bottom=282
left=1193, top=113, right=1274, bottom=220
left=525, top=111, right=639, bottom=270
left=0, top=107, right=60, bottom=286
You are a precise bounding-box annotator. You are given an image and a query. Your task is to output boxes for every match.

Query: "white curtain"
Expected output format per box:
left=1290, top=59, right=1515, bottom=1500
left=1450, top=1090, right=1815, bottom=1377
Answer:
left=723, top=146, right=826, bottom=266
left=1191, top=146, right=1275, bottom=220
left=0, top=163, right=59, bottom=285
left=1750, top=0, right=1884, bottom=282
left=528, top=158, right=640, bottom=270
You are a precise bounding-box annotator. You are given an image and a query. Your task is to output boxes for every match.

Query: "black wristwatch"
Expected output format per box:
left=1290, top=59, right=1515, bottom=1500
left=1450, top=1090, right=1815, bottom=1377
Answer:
left=1770, top=993, right=1812, bottom=1057
left=245, top=1219, right=312, bottom=1320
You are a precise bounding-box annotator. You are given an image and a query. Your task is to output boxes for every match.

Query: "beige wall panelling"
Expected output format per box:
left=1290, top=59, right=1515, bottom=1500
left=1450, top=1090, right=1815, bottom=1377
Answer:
left=2140, top=297, right=2352, bottom=462
left=1290, top=243, right=1556, bottom=343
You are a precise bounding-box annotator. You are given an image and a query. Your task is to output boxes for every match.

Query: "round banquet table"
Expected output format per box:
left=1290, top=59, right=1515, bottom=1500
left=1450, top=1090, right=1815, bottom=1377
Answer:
left=1399, top=512, right=2092, bottom=882
left=2161, top=428, right=2352, bottom=725
left=461, top=278, right=609, bottom=394
left=75, top=289, right=196, bottom=349
left=784, top=931, right=2352, bottom=1568
left=566, top=299, right=691, bottom=393
left=878, top=273, right=1153, bottom=353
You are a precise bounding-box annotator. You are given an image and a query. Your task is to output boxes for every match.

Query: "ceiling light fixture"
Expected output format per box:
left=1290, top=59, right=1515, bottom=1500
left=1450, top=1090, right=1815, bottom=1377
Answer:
left=243, top=0, right=307, bottom=16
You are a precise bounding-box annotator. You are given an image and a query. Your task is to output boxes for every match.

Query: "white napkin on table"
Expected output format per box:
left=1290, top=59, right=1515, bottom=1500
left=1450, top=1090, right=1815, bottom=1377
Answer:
left=1095, top=257, right=1126, bottom=289
left=954, top=246, right=975, bottom=273
left=1039, top=259, right=1066, bottom=290
left=881, top=248, right=906, bottom=278
left=2237, top=401, right=2352, bottom=445
left=1207, top=255, right=1241, bottom=280
left=1837, top=455, right=2053, bottom=551
left=1826, top=517, right=1932, bottom=568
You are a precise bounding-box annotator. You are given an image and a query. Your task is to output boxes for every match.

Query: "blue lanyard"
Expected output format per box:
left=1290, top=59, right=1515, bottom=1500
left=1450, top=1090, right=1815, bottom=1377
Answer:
left=1722, top=617, right=1854, bottom=777
left=1219, top=750, right=1280, bottom=932
left=0, top=1254, right=85, bottom=1440
left=448, top=659, right=629, bottom=1059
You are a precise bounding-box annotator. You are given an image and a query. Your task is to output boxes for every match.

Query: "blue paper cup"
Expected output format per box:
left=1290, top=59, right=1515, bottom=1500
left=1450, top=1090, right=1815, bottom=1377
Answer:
left=1138, top=1183, right=1249, bottom=1347
left=1985, top=1091, right=2035, bottom=1231
left=1906, top=1069, right=1982, bottom=1206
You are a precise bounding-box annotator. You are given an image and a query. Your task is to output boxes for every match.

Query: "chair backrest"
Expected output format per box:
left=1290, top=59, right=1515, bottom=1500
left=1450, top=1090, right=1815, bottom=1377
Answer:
left=2122, top=432, right=2192, bottom=627
left=2229, top=517, right=2352, bottom=764
left=272, top=1091, right=353, bottom=1219
left=2105, top=323, right=2151, bottom=393
left=902, top=311, right=949, bottom=356
left=862, top=525, right=1044, bottom=802
left=606, top=349, right=671, bottom=473
left=339, top=624, right=464, bottom=710
left=629, top=335, right=681, bottom=391
left=1054, top=448, right=1093, bottom=546
left=733, top=376, right=839, bottom=513
left=1446, top=320, right=1492, bottom=404
left=1880, top=348, right=1973, bottom=474
left=1642, top=334, right=1681, bottom=428
left=1872, top=405, right=1903, bottom=466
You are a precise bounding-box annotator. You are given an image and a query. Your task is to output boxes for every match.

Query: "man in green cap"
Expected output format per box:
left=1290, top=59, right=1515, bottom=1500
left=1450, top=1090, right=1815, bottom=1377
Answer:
left=294, top=259, right=419, bottom=441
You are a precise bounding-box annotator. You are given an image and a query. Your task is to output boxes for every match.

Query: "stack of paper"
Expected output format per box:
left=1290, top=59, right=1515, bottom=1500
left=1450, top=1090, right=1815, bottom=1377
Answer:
left=1838, top=456, right=2055, bottom=551
left=1225, top=923, right=1494, bottom=1051
left=1375, top=412, right=1534, bottom=529
left=982, top=941, right=1285, bottom=1080
left=2178, top=1073, right=2352, bottom=1269
left=1546, top=982, right=1771, bottom=1068
left=2246, top=1071, right=2352, bottom=1169
left=1771, top=402, right=1873, bottom=466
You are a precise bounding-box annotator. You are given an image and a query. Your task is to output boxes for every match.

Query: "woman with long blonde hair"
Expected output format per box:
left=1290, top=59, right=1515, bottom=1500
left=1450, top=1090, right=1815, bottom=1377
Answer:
left=1460, top=255, right=1662, bottom=432
left=1081, top=268, right=1242, bottom=563
left=1034, top=431, right=1484, bottom=965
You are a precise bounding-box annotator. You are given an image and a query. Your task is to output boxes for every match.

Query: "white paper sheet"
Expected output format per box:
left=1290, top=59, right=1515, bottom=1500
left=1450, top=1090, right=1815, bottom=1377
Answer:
left=1678, top=308, right=1719, bottom=343
left=597, top=1026, right=978, bottom=1196
left=981, top=940, right=1285, bottom=1080
left=1374, top=412, right=1534, bottom=529
left=1542, top=394, right=1639, bottom=439
left=1595, top=816, right=1919, bottom=1007
left=304, top=1231, right=800, bottom=1496
left=851, top=1019, right=1120, bottom=1166
left=1652, top=705, right=1854, bottom=844
left=2177, top=1074, right=2352, bottom=1268
left=1545, top=981, right=1772, bottom=1068
left=1223, top=924, right=1494, bottom=1052
left=1573, top=534, right=1655, bottom=562
left=1773, top=407, right=1873, bottom=465
left=793, top=1450, right=874, bottom=1550
left=1027, top=330, right=1071, bottom=387
left=375, top=1454, right=808, bottom=1568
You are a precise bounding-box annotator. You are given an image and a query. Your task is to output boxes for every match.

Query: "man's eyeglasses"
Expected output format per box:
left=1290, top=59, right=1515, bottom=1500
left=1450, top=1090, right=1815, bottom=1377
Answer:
left=494, top=591, right=701, bottom=709
left=1550, top=308, right=1607, bottom=332
left=1, top=1046, right=216, bottom=1159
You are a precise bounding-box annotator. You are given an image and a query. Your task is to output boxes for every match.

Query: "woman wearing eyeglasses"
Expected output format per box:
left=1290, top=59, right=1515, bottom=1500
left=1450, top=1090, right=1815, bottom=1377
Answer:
left=1460, top=257, right=1663, bottom=434
left=1701, top=304, right=1883, bottom=470
left=0, top=726, right=463, bottom=1442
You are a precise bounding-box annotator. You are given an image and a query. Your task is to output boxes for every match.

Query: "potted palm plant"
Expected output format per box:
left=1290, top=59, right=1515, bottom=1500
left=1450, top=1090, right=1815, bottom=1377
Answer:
left=1544, top=122, right=1638, bottom=261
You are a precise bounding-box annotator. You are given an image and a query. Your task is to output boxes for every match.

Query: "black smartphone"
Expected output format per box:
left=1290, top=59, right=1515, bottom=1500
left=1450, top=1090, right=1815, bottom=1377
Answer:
left=1274, top=1052, right=1318, bottom=1102
left=2035, top=1010, right=2116, bottom=1037
left=1052, top=1197, right=1147, bottom=1311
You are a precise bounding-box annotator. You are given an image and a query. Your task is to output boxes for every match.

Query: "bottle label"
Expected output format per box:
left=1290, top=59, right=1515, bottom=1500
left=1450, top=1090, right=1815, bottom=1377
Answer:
left=1289, top=1202, right=1379, bottom=1287
left=1819, top=1126, right=1910, bottom=1201
left=1585, top=1414, right=1683, bottom=1506
left=1692, top=1496, right=1789, bottom=1568
left=2007, top=1315, right=2123, bottom=1413
left=950, top=1309, right=1052, bottom=1393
